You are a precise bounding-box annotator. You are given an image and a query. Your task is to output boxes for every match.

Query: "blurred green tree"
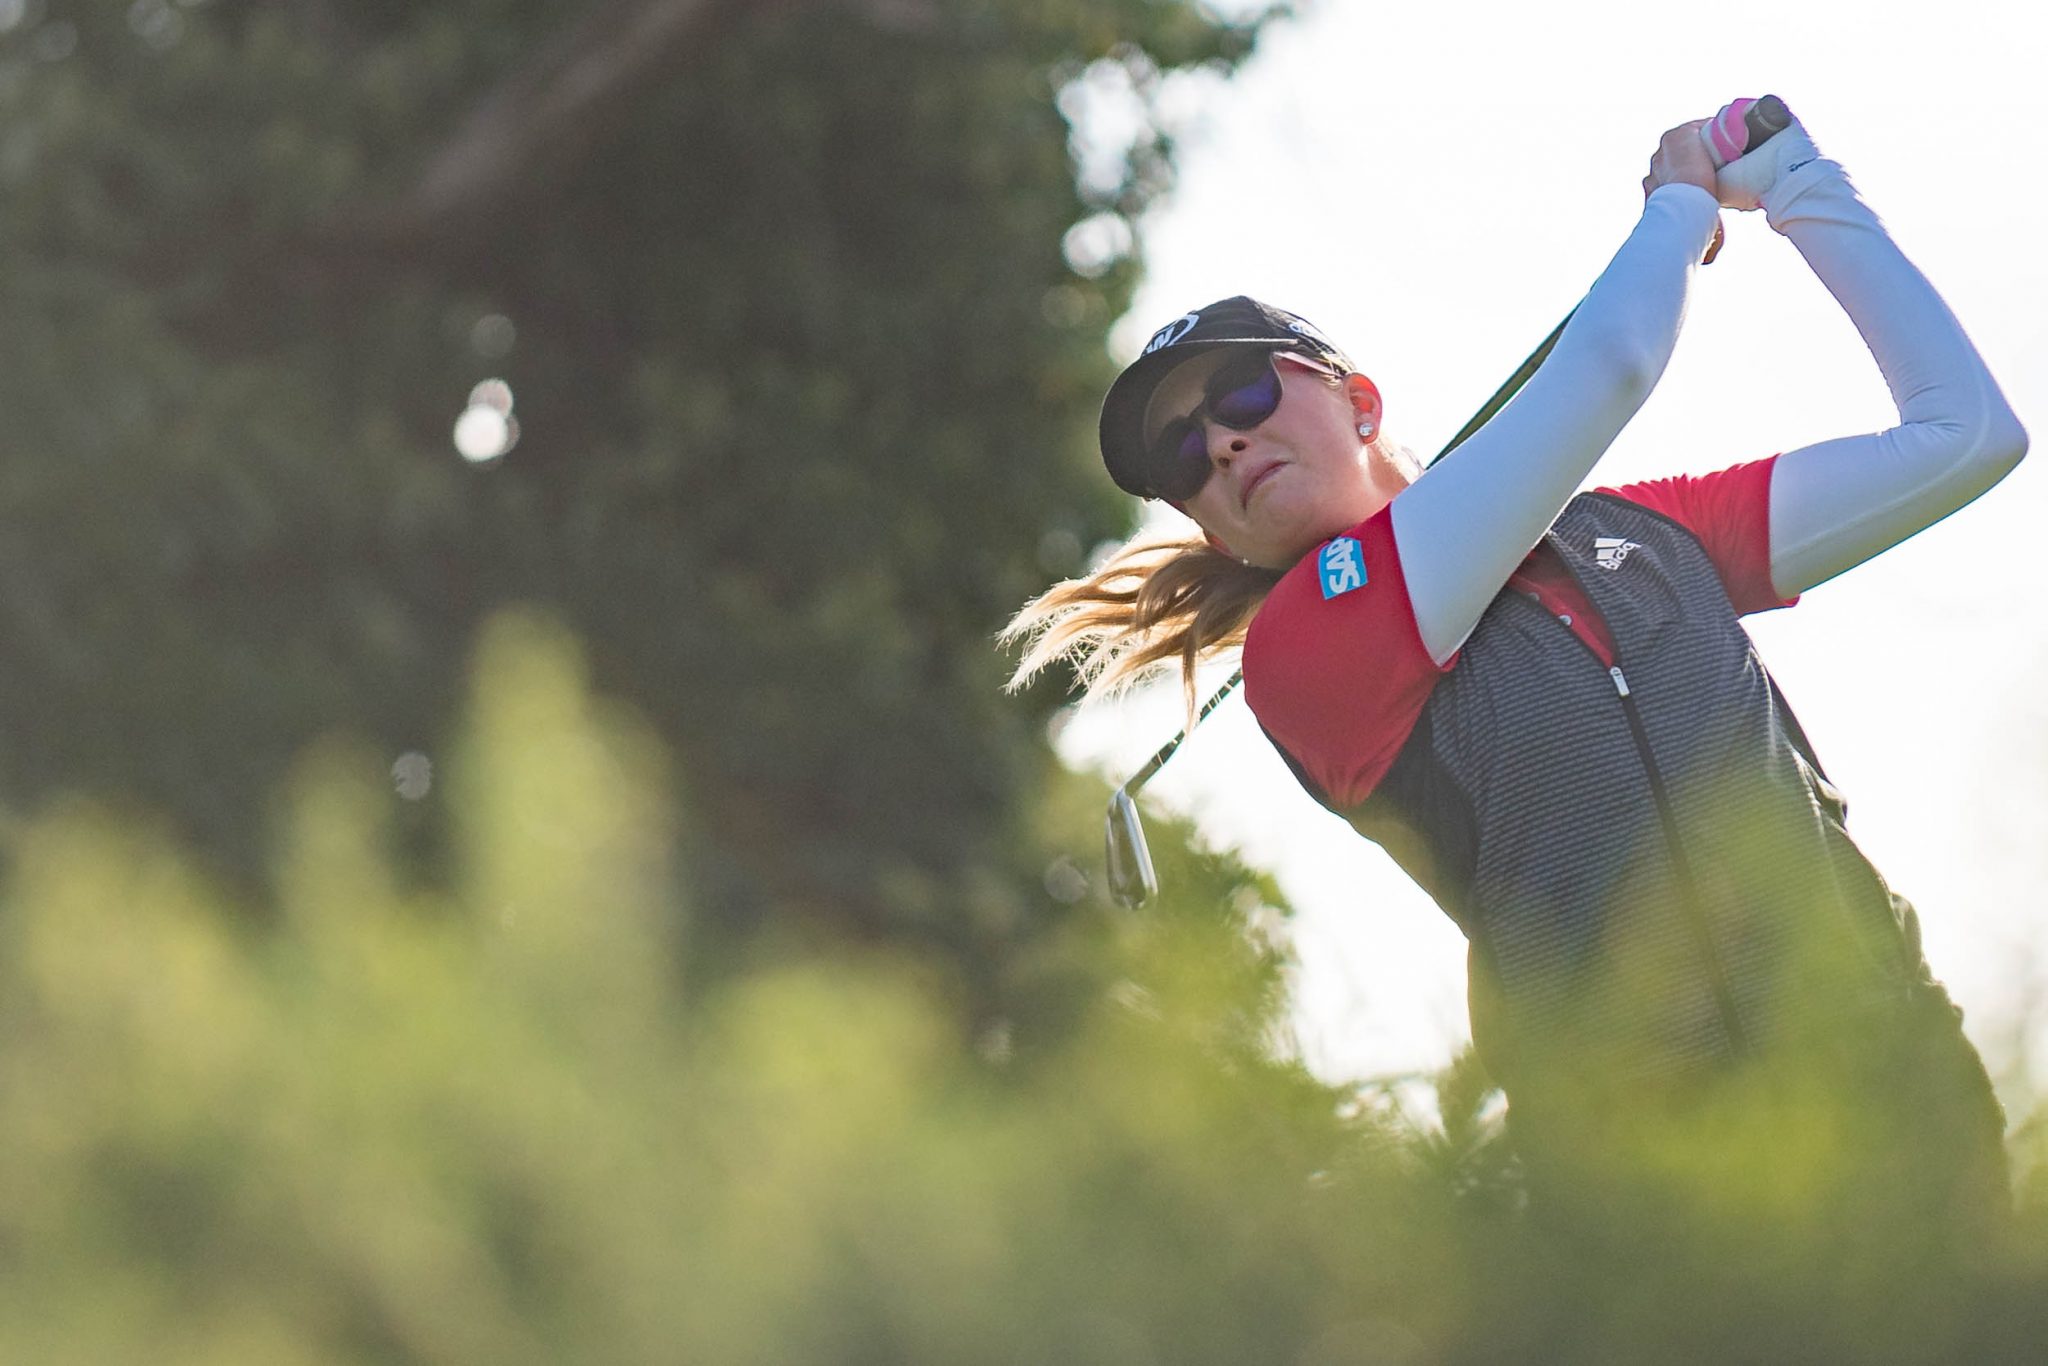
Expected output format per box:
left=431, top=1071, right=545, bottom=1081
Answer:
left=0, top=0, right=1278, bottom=983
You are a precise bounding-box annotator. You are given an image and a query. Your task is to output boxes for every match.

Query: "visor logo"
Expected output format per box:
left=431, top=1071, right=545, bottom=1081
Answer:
left=1319, top=536, right=1367, bottom=599
left=1143, top=313, right=1201, bottom=354
left=1285, top=317, right=1333, bottom=350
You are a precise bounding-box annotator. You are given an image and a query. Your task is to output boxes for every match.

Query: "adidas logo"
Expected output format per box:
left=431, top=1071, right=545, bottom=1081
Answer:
left=1593, top=536, right=1641, bottom=572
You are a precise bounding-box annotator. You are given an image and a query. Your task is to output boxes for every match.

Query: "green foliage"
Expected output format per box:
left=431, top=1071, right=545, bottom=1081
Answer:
left=0, top=613, right=1386, bottom=1363
left=0, top=0, right=1279, bottom=960
left=2, top=614, right=2045, bottom=1364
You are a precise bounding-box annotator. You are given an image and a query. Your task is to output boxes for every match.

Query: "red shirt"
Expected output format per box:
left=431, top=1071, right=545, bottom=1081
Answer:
left=1243, top=457, right=1797, bottom=809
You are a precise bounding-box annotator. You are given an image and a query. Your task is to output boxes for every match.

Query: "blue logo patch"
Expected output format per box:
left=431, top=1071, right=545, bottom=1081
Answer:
left=1318, top=536, right=1367, bottom=600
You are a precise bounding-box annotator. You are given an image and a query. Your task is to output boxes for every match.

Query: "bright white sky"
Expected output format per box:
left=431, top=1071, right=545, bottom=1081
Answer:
left=1056, top=0, right=2048, bottom=1102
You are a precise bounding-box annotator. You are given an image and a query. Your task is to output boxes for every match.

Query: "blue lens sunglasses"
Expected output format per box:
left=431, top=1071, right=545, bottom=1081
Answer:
left=1144, top=349, right=1336, bottom=502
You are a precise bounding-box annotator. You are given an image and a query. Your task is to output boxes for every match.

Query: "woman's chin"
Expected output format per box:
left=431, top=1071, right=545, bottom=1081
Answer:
left=1248, top=507, right=1362, bottom=569
left=1245, top=528, right=1321, bottom=571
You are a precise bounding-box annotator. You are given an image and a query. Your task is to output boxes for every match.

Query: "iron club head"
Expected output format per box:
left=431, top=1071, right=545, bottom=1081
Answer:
left=1105, top=786, right=1158, bottom=908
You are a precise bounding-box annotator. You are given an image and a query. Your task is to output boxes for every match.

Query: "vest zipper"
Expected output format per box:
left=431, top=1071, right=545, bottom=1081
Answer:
left=1607, top=664, right=1751, bottom=1059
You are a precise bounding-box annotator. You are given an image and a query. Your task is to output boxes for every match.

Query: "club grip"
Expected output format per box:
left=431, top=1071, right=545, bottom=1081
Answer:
left=1703, top=94, right=1792, bottom=168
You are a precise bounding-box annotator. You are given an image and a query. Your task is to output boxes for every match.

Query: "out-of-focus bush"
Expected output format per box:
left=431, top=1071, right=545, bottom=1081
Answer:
left=2, top=612, right=2044, bottom=1364
left=0, top=610, right=1418, bottom=1364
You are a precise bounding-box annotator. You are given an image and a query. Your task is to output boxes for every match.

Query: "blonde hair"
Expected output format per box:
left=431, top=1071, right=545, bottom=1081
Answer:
left=998, top=528, right=1283, bottom=718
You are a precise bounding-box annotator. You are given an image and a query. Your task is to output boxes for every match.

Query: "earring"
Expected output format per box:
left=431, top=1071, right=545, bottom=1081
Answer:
left=1357, top=420, right=1377, bottom=439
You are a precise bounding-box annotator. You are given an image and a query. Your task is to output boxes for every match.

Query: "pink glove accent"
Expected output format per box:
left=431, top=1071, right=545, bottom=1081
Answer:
left=1703, top=98, right=1757, bottom=168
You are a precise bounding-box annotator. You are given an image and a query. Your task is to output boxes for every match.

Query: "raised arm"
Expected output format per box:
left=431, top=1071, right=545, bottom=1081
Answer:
left=1724, top=124, right=2030, bottom=598
left=1391, top=129, right=1724, bottom=666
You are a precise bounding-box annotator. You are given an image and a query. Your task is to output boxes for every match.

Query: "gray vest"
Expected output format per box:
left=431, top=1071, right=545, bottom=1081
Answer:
left=1274, top=495, right=1920, bottom=1100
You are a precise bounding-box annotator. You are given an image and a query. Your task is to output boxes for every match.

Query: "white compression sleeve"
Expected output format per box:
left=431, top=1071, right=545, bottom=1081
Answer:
left=1761, top=159, right=2028, bottom=599
left=1392, top=184, right=1722, bottom=666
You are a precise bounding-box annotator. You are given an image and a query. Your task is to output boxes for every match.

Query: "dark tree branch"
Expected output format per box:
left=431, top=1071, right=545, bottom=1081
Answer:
left=339, top=0, right=757, bottom=247
left=324, top=0, right=937, bottom=253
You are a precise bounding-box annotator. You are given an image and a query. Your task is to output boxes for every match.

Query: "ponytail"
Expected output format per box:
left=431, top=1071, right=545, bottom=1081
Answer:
left=999, top=529, right=1283, bottom=719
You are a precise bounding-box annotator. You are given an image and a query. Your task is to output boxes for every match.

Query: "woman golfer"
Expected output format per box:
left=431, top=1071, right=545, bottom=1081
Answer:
left=1005, top=104, right=2026, bottom=1269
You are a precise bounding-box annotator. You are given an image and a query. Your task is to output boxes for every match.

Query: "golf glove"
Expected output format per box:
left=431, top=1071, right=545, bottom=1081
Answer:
left=1711, top=102, right=1825, bottom=215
